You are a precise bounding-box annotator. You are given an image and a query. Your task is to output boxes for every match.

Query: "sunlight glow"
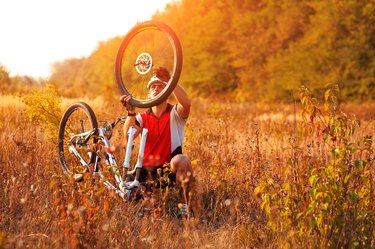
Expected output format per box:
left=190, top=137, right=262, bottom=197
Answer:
left=0, top=0, right=174, bottom=78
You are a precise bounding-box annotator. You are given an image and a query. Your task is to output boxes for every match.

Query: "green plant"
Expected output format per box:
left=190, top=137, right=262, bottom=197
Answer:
left=22, top=84, right=62, bottom=141
left=50, top=172, right=112, bottom=248
left=255, top=84, right=374, bottom=248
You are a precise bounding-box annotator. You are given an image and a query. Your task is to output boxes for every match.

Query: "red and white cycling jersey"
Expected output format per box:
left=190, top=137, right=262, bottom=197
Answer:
left=135, top=104, right=186, bottom=166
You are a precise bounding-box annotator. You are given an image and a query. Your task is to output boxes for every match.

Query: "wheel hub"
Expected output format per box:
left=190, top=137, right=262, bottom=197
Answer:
left=134, top=52, right=152, bottom=75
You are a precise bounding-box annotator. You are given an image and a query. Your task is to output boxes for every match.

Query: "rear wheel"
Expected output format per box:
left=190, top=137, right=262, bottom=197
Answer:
left=115, top=21, right=183, bottom=108
left=58, top=102, right=98, bottom=175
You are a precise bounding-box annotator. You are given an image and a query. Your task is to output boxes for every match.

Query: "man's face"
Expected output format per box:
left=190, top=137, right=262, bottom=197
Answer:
left=148, top=82, right=166, bottom=97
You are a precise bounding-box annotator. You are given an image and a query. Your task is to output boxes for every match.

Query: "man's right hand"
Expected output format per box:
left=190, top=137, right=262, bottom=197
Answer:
left=120, top=95, right=135, bottom=112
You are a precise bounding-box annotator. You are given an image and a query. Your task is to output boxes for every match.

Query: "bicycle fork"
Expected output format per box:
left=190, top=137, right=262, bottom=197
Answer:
left=120, top=127, right=148, bottom=199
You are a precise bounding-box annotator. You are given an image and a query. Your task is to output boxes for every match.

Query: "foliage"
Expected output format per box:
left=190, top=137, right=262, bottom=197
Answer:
left=255, top=84, right=374, bottom=248
left=0, top=64, right=12, bottom=94
left=1, top=93, right=373, bottom=247
left=0, top=63, right=47, bottom=94
left=49, top=58, right=87, bottom=98
left=43, top=0, right=375, bottom=103
left=22, top=84, right=62, bottom=141
left=50, top=172, right=111, bottom=247
left=49, top=37, right=122, bottom=101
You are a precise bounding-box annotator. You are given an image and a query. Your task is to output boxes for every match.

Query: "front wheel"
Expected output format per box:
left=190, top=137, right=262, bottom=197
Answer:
left=114, top=21, right=183, bottom=108
left=58, top=102, right=98, bottom=175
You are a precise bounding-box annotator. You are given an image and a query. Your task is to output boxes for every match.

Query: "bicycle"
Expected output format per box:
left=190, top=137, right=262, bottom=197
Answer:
left=58, top=102, right=190, bottom=218
left=58, top=20, right=183, bottom=200
left=58, top=101, right=150, bottom=200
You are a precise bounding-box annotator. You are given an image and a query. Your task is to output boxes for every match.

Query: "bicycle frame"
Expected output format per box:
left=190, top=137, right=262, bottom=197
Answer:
left=67, top=118, right=148, bottom=200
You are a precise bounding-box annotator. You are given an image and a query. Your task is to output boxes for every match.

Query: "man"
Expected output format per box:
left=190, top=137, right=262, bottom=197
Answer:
left=120, top=67, right=193, bottom=216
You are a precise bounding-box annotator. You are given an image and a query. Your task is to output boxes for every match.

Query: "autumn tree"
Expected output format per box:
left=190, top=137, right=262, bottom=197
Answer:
left=49, top=0, right=374, bottom=103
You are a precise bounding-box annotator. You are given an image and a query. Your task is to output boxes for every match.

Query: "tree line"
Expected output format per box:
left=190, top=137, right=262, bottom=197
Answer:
left=1, top=0, right=374, bottom=103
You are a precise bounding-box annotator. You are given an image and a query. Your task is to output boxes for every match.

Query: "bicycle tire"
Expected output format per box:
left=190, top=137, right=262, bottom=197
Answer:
left=58, top=102, right=98, bottom=175
left=115, top=20, right=183, bottom=108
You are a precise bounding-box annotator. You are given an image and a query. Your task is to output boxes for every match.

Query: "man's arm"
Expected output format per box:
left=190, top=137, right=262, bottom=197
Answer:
left=123, top=115, right=141, bottom=140
left=120, top=95, right=141, bottom=140
left=173, top=84, right=191, bottom=119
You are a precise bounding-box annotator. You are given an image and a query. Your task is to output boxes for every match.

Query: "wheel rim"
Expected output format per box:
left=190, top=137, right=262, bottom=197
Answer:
left=115, top=22, right=182, bottom=108
left=59, top=107, right=97, bottom=174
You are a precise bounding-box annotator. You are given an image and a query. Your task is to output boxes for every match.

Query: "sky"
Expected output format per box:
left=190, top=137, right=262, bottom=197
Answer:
left=0, top=0, right=174, bottom=78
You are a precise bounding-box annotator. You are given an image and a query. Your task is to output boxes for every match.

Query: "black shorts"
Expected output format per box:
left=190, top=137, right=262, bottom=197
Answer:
left=127, top=164, right=176, bottom=187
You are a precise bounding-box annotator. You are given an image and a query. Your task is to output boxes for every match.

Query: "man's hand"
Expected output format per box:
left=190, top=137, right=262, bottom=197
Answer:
left=120, top=95, right=135, bottom=112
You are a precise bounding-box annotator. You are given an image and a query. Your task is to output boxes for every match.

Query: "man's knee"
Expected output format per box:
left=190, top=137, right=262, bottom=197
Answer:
left=171, top=154, right=192, bottom=172
left=171, top=154, right=190, bottom=165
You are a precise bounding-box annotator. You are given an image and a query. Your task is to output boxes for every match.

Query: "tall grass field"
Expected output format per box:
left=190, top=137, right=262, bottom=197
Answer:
left=0, top=85, right=374, bottom=248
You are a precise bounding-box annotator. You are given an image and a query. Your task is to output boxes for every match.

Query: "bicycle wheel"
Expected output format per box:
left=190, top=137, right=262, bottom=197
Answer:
left=58, top=102, right=98, bottom=175
left=115, top=20, right=183, bottom=108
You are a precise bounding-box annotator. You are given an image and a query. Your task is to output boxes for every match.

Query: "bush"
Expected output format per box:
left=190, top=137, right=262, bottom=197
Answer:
left=22, top=84, right=62, bottom=142
left=255, top=84, right=374, bottom=248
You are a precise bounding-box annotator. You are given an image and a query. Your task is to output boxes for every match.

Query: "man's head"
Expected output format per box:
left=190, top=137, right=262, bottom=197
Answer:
left=147, top=67, right=170, bottom=90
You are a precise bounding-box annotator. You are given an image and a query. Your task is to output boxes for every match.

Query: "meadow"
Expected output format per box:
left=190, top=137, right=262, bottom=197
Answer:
left=0, top=87, right=374, bottom=248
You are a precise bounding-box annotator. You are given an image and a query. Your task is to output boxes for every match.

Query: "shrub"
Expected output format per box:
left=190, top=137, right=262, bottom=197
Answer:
left=22, top=84, right=62, bottom=141
left=255, top=84, right=374, bottom=248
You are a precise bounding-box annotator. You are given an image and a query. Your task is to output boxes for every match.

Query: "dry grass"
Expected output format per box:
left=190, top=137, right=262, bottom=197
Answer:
left=0, top=95, right=374, bottom=248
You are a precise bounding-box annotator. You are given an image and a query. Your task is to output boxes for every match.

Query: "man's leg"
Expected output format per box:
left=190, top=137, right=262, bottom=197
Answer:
left=170, top=154, right=194, bottom=217
left=170, top=154, right=193, bottom=183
